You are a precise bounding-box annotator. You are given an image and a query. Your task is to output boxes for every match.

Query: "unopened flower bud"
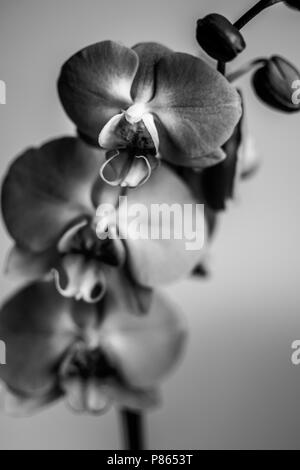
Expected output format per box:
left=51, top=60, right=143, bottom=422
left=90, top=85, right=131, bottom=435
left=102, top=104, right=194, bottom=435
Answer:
left=284, top=0, right=300, bottom=11
left=252, top=56, right=300, bottom=113
left=196, top=14, right=246, bottom=62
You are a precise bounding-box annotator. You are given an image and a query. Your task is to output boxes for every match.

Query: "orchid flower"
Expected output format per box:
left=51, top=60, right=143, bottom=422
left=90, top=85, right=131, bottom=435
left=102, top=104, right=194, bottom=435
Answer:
left=58, top=41, right=242, bottom=187
left=1, top=137, right=206, bottom=304
left=0, top=279, right=185, bottom=415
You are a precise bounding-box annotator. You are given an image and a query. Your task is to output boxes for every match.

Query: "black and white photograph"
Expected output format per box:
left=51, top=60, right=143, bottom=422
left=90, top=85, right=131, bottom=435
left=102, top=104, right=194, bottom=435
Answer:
left=0, top=0, right=300, bottom=452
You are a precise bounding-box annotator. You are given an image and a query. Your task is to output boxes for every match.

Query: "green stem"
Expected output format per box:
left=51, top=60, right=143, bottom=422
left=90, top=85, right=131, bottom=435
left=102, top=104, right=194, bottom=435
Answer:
left=217, top=0, right=283, bottom=75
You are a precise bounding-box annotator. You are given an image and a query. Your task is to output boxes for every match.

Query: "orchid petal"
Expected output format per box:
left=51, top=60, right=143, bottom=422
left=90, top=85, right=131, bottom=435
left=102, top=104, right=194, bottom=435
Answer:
left=97, top=268, right=154, bottom=318
left=63, top=378, right=112, bottom=414
left=100, top=289, right=186, bottom=388
left=98, top=113, right=125, bottom=149
left=84, top=380, right=113, bottom=413
left=185, top=148, right=227, bottom=169
left=63, top=378, right=87, bottom=413
left=131, top=42, right=242, bottom=164
left=100, top=383, right=159, bottom=410
left=117, top=164, right=206, bottom=286
left=3, top=387, right=61, bottom=417
left=147, top=51, right=242, bottom=165
left=0, top=282, right=77, bottom=400
left=131, top=42, right=172, bottom=103
left=58, top=41, right=138, bottom=144
left=1, top=138, right=104, bottom=251
left=5, top=244, right=56, bottom=282
left=100, top=150, right=153, bottom=188
left=63, top=377, right=158, bottom=413
left=0, top=277, right=184, bottom=415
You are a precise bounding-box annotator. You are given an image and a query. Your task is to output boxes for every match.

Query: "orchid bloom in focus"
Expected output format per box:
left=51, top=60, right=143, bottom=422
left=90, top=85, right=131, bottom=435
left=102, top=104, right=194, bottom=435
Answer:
left=0, top=279, right=185, bottom=415
left=58, top=41, right=242, bottom=187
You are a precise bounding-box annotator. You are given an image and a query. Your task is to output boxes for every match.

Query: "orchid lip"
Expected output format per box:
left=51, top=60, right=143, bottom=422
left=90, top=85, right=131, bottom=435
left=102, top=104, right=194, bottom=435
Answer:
left=59, top=343, right=118, bottom=414
left=121, top=155, right=152, bottom=188
left=65, top=391, right=113, bottom=415
left=99, top=150, right=154, bottom=188
left=51, top=261, right=107, bottom=304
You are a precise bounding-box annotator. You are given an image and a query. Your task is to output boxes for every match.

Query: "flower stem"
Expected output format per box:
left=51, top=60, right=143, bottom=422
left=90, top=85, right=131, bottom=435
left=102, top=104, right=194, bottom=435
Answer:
left=227, top=57, right=267, bottom=82
left=217, top=0, right=283, bottom=75
left=114, top=185, right=128, bottom=212
left=120, top=409, right=145, bottom=450
left=234, top=0, right=282, bottom=30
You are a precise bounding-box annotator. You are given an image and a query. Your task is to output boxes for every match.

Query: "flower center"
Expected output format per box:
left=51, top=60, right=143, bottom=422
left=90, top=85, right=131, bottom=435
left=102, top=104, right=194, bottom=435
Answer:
left=63, top=224, right=123, bottom=266
left=125, top=102, right=148, bottom=123
left=63, top=345, right=118, bottom=382
left=98, top=107, right=160, bottom=188
left=52, top=220, right=125, bottom=303
left=116, top=115, right=157, bottom=157
left=59, top=343, right=121, bottom=414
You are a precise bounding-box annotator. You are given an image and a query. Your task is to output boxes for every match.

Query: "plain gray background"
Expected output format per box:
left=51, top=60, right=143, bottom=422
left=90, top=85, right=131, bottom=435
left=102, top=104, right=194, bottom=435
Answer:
left=0, top=0, right=300, bottom=449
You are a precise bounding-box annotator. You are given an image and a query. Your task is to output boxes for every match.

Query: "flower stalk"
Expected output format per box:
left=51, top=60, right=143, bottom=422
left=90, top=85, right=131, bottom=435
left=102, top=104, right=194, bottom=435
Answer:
left=218, top=0, right=282, bottom=75
left=227, top=58, right=267, bottom=82
left=120, top=409, right=145, bottom=450
left=234, top=0, right=282, bottom=30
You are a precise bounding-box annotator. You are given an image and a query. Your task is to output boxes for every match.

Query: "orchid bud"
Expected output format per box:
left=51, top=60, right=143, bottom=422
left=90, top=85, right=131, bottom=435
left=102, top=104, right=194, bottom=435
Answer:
left=252, top=56, right=300, bottom=113
left=196, top=14, right=246, bottom=62
left=284, top=0, right=300, bottom=11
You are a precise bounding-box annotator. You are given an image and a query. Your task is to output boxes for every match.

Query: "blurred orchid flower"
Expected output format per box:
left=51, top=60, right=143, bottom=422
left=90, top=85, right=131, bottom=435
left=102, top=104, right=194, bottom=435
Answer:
left=1, top=137, right=206, bottom=303
left=58, top=41, right=242, bottom=187
left=0, top=279, right=185, bottom=415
